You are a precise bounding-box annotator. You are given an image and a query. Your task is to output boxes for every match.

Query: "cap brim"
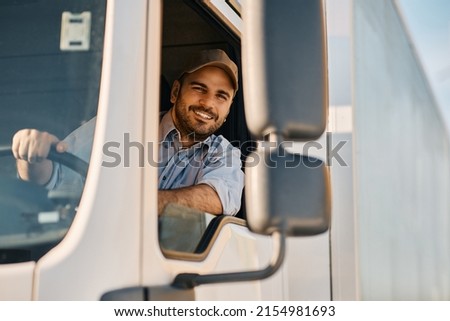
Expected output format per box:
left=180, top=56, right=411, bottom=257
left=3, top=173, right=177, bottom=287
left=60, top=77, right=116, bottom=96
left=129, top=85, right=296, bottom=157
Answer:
left=186, top=62, right=238, bottom=92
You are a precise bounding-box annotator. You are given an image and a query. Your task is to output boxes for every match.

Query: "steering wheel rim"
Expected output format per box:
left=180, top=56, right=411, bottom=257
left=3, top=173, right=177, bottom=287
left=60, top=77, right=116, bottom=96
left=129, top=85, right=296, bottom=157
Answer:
left=0, top=145, right=87, bottom=262
left=0, top=145, right=88, bottom=178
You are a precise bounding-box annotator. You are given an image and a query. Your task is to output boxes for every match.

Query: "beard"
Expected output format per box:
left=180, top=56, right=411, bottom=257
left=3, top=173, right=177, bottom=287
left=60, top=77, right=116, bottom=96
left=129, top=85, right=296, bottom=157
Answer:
left=173, top=98, right=224, bottom=142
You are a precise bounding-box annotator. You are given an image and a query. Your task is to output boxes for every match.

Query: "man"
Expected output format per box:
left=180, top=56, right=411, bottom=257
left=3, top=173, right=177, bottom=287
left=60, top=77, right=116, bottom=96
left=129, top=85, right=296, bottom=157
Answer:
left=12, top=49, right=244, bottom=215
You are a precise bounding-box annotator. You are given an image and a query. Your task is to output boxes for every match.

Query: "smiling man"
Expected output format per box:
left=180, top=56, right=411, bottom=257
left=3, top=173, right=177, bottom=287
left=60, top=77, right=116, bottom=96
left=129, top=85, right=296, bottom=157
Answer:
left=158, top=49, right=244, bottom=215
left=12, top=49, right=244, bottom=216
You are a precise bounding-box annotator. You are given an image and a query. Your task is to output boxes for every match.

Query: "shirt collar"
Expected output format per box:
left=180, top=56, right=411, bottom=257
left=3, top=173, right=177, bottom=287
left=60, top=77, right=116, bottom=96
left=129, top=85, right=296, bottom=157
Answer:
left=159, top=108, right=213, bottom=148
left=159, top=109, right=177, bottom=142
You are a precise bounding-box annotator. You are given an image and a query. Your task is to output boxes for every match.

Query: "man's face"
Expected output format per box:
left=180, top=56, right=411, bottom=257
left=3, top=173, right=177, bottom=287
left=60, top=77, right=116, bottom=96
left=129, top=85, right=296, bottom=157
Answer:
left=171, top=66, right=234, bottom=142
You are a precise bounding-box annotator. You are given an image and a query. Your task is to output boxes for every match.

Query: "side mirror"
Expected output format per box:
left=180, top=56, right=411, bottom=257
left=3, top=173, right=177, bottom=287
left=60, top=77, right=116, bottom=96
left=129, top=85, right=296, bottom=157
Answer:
left=242, top=0, right=328, bottom=140
left=245, top=146, right=331, bottom=236
left=242, top=0, right=330, bottom=235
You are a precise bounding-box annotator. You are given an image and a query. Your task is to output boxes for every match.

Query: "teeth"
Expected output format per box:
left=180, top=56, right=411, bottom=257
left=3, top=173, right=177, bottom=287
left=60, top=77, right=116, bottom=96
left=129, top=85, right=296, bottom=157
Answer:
left=195, top=111, right=213, bottom=120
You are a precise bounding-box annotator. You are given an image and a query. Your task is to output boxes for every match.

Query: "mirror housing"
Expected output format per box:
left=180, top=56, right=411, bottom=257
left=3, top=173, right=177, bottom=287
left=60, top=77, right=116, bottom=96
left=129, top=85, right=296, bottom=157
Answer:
left=242, top=0, right=328, bottom=140
left=245, top=146, right=331, bottom=236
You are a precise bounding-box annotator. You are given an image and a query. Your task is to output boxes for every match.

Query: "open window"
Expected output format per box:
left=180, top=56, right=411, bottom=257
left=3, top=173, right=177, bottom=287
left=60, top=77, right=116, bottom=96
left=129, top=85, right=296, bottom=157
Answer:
left=157, top=0, right=254, bottom=259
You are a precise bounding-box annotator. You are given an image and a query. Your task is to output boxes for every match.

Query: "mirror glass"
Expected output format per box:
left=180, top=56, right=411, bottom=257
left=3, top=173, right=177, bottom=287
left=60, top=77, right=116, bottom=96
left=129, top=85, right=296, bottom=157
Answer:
left=245, top=147, right=331, bottom=236
left=242, top=0, right=328, bottom=140
left=159, top=204, right=215, bottom=254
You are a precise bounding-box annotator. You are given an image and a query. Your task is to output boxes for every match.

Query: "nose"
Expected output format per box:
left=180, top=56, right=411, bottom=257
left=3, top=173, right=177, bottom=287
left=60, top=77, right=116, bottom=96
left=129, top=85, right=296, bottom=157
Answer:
left=199, top=93, right=214, bottom=108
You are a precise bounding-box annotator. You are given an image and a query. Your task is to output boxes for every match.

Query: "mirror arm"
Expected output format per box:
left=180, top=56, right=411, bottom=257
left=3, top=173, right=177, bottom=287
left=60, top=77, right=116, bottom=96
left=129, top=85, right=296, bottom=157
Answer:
left=171, top=231, right=286, bottom=289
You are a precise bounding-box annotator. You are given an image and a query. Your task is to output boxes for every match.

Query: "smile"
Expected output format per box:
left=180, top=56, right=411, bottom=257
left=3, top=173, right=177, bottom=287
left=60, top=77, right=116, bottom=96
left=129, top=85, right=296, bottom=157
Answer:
left=194, top=110, right=214, bottom=120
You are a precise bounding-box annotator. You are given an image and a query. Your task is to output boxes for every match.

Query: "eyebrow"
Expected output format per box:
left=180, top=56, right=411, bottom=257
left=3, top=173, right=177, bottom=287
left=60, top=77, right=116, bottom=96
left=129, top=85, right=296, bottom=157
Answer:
left=190, top=81, right=232, bottom=99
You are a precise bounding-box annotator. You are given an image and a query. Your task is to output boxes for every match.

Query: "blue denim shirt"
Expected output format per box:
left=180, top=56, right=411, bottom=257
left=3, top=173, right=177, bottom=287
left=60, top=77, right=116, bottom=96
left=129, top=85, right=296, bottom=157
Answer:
left=47, top=112, right=244, bottom=215
left=158, top=111, right=244, bottom=215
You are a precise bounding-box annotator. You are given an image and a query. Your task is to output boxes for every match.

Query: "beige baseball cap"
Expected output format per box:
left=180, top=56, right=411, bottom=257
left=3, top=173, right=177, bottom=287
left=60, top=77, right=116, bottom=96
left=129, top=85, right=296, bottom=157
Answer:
left=180, top=49, right=239, bottom=93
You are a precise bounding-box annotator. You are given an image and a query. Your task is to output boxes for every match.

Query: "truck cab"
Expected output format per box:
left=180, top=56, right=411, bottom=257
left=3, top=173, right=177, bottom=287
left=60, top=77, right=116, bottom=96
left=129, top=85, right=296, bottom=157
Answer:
left=3, top=0, right=449, bottom=301
left=0, top=0, right=331, bottom=300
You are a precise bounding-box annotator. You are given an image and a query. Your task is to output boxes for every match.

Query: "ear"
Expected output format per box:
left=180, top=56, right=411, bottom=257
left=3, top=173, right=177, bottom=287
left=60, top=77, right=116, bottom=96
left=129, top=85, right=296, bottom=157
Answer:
left=170, top=80, right=181, bottom=104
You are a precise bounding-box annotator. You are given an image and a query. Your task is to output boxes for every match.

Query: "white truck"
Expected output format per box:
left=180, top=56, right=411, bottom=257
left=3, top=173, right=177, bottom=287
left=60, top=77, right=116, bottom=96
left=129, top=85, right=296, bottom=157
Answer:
left=1, top=0, right=449, bottom=301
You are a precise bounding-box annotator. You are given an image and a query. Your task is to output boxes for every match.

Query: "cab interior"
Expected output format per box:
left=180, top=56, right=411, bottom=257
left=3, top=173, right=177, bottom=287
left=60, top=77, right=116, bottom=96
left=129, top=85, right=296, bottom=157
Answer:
left=161, top=0, right=254, bottom=218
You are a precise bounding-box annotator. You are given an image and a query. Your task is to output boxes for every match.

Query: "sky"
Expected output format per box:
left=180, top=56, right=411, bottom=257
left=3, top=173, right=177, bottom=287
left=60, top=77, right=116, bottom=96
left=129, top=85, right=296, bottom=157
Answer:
left=396, top=0, right=450, bottom=124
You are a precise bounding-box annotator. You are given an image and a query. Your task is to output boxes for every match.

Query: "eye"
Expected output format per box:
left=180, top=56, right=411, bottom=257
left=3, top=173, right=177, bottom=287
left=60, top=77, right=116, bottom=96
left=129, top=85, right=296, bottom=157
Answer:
left=216, top=93, right=229, bottom=102
left=192, top=86, right=206, bottom=93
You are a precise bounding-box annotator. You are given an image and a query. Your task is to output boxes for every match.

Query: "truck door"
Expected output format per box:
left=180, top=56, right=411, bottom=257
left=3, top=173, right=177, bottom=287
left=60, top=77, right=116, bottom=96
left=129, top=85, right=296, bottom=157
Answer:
left=0, top=0, right=107, bottom=299
left=0, top=0, right=331, bottom=301
left=139, top=0, right=331, bottom=301
left=0, top=0, right=150, bottom=300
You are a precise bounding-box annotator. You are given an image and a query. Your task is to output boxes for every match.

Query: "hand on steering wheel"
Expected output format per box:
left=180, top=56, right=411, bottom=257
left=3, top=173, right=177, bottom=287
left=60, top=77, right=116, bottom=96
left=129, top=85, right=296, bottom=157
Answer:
left=0, top=145, right=88, bottom=178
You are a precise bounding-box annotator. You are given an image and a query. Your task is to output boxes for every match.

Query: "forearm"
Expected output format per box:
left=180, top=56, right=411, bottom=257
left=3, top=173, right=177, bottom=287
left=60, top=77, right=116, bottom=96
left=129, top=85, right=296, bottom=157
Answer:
left=17, top=159, right=53, bottom=185
left=158, top=184, right=223, bottom=215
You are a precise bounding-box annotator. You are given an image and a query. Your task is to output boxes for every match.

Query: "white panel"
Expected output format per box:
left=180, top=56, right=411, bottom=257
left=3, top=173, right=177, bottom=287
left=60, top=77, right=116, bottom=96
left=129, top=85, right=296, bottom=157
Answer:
left=204, top=0, right=242, bottom=35
left=0, top=262, right=34, bottom=300
left=329, top=106, right=352, bottom=133
left=34, top=0, right=147, bottom=300
left=285, top=234, right=331, bottom=300
left=329, top=132, right=356, bottom=300
left=194, top=226, right=280, bottom=300
left=354, top=0, right=450, bottom=300
left=326, top=0, right=358, bottom=301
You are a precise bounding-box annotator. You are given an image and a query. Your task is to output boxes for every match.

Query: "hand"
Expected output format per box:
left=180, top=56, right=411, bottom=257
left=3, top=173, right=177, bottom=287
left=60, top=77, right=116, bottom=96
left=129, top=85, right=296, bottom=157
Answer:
left=12, top=129, right=67, bottom=185
left=12, top=129, right=67, bottom=163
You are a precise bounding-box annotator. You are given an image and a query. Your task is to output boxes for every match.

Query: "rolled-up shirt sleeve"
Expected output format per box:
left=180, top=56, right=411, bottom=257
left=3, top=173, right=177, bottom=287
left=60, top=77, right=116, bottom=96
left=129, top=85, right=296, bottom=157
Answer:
left=39, top=117, right=95, bottom=192
left=44, top=162, right=61, bottom=190
left=196, top=141, right=244, bottom=215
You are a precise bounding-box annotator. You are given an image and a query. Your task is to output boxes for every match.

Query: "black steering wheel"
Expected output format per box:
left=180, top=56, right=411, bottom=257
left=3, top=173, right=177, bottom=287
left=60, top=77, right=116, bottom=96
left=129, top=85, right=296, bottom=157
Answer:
left=0, top=145, right=89, bottom=263
left=0, top=145, right=88, bottom=178
left=0, top=145, right=89, bottom=223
